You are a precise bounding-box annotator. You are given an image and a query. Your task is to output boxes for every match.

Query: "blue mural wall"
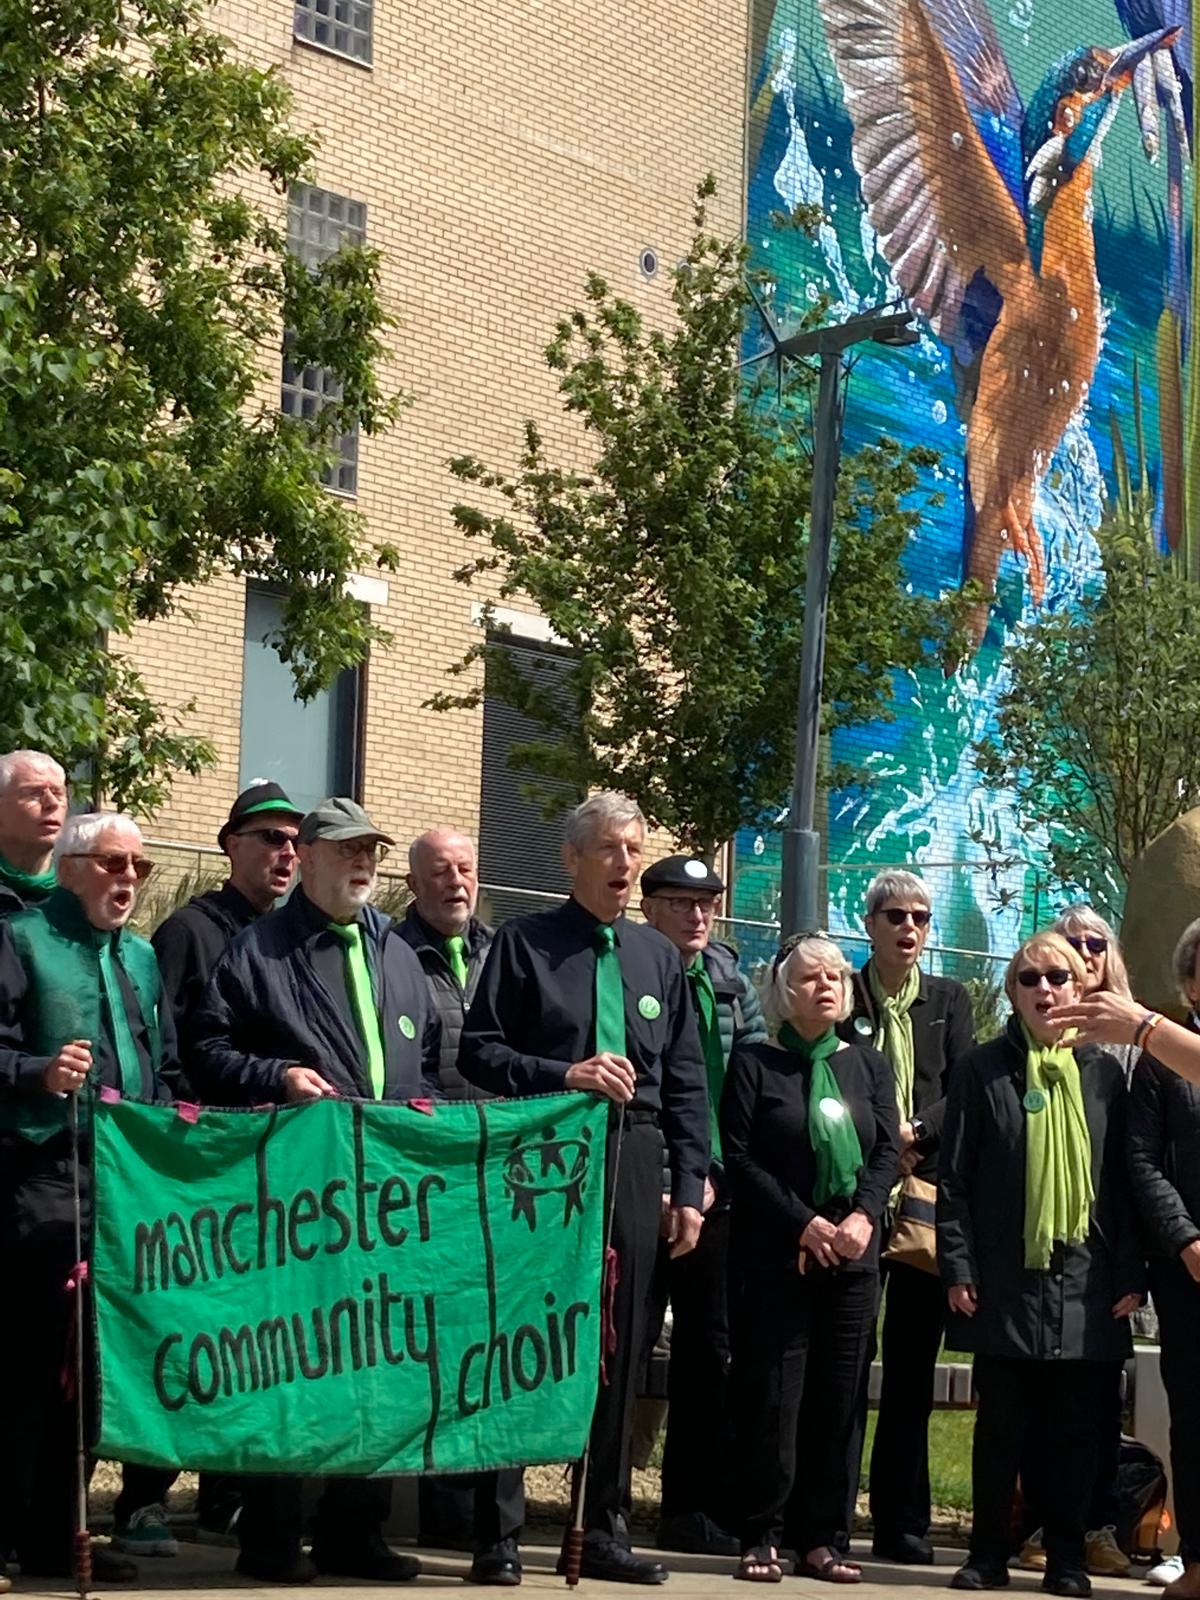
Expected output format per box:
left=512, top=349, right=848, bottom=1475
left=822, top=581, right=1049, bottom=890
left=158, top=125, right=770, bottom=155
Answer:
left=732, top=0, right=1192, bottom=971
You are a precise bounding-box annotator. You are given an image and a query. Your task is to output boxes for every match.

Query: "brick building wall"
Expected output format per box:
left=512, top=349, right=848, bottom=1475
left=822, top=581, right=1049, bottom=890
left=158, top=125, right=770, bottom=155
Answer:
left=124, top=0, right=751, bottom=859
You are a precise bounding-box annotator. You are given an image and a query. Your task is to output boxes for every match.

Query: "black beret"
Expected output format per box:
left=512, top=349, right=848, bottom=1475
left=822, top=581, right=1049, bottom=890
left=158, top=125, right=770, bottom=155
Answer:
left=640, top=854, right=725, bottom=897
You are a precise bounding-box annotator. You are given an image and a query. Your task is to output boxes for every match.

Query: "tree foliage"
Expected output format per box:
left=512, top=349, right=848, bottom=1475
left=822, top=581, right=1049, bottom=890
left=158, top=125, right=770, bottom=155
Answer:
left=0, top=0, right=400, bottom=810
left=434, top=177, right=969, bottom=855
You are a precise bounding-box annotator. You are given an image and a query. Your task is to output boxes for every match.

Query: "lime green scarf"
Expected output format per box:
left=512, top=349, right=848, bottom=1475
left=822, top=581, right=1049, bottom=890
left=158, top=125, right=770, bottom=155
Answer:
left=868, top=961, right=919, bottom=1122
left=0, top=853, right=56, bottom=899
left=1021, top=1023, right=1094, bottom=1270
left=779, top=1023, right=863, bottom=1204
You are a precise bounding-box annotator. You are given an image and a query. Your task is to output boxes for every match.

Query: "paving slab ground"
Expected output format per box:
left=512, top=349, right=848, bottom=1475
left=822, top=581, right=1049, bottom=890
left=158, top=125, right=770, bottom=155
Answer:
left=8, top=1541, right=1161, bottom=1600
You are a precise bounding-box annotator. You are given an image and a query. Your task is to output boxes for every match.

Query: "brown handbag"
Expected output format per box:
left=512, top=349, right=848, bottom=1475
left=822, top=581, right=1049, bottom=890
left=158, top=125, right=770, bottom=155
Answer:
left=882, top=1173, right=939, bottom=1275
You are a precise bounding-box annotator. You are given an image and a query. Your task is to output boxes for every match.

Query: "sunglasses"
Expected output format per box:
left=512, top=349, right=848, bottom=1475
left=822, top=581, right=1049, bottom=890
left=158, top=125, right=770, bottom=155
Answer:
left=1017, top=968, right=1073, bottom=988
left=241, top=827, right=298, bottom=850
left=1065, top=934, right=1107, bottom=956
left=880, top=907, right=931, bottom=927
left=65, top=851, right=155, bottom=882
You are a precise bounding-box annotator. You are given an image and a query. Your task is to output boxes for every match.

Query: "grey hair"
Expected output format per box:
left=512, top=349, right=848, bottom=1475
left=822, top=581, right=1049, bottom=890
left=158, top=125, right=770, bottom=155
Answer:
left=0, top=749, right=65, bottom=794
left=761, top=934, right=854, bottom=1028
left=865, top=869, right=931, bottom=917
left=1052, top=902, right=1132, bottom=999
left=53, top=811, right=140, bottom=871
left=563, top=791, right=646, bottom=850
left=1173, top=918, right=1200, bottom=1007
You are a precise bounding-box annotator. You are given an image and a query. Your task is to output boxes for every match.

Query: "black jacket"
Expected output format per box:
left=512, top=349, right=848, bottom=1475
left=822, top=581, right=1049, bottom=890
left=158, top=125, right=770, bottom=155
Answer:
left=1127, top=1047, right=1200, bottom=1261
left=840, top=965, right=975, bottom=1179
left=937, top=1017, right=1144, bottom=1361
left=0, top=871, right=54, bottom=920
left=152, top=883, right=260, bottom=1075
left=393, top=907, right=493, bottom=1100
left=189, top=889, right=440, bottom=1105
left=720, top=1038, right=901, bottom=1272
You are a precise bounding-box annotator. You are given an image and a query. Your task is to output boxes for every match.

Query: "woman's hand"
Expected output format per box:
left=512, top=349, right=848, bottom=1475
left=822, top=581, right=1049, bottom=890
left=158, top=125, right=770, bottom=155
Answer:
left=832, top=1209, right=873, bottom=1261
left=1112, top=1293, right=1142, bottom=1319
left=799, top=1215, right=840, bottom=1269
left=948, top=1283, right=978, bottom=1316
left=1056, top=991, right=1144, bottom=1047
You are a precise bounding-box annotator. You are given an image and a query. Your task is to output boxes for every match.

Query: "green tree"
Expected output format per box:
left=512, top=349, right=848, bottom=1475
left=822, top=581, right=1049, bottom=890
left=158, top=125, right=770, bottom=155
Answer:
left=974, top=409, right=1200, bottom=918
left=433, top=178, right=969, bottom=856
left=0, top=0, right=400, bottom=810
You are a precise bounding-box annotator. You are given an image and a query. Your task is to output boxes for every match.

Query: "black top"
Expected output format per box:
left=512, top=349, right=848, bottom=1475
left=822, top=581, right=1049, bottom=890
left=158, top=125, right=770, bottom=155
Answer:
left=1127, top=1042, right=1200, bottom=1261
left=719, top=1037, right=901, bottom=1272
left=839, top=965, right=975, bottom=1178
left=937, top=1017, right=1144, bottom=1362
left=152, top=882, right=260, bottom=1067
left=393, top=907, right=494, bottom=1099
left=0, top=872, right=54, bottom=920
left=458, top=896, right=710, bottom=1210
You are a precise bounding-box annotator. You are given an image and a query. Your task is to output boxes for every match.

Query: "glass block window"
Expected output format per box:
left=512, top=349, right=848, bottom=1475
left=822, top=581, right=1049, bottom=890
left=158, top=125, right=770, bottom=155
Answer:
left=287, top=185, right=366, bottom=269
left=280, top=352, right=358, bottom=495
left=294, top=0, right=372, bottom=65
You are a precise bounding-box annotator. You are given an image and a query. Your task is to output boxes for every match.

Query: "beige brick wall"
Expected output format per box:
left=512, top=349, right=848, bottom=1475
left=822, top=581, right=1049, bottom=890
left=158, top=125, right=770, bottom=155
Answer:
left=125, top=0, right=750, bottom=865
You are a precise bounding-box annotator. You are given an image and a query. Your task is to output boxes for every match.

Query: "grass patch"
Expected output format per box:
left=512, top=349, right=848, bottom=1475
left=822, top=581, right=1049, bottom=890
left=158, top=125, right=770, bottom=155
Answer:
left=861, top=1411, right=975, bottom=1513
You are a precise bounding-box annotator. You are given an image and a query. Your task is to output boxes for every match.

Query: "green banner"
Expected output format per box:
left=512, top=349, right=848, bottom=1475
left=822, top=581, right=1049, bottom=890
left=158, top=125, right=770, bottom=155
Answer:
left=92, top=1094, right=607, bottom=1476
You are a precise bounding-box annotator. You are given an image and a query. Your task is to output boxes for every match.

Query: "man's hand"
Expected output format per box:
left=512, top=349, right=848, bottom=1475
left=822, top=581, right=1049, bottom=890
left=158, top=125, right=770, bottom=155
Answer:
left=283, top=1066, right=335, bottom=1102
left=799, top=1214, right=840, bottom=1270
left=1113, top=1293, right=1143, bottom=1319
left=833, top=1209, right=874, bottom=1261
left=665, top=1205, right=703, bottom=1258
left=948, top=1284, right=978, bottom=1316
left=44, top=1040, right=92, bottom=1095
left=702, top=1176, right=717, bottom=1213
left=1182, top=1240, right=1200, bottom=1284
left=564, top=1053, right=635, bottom=1102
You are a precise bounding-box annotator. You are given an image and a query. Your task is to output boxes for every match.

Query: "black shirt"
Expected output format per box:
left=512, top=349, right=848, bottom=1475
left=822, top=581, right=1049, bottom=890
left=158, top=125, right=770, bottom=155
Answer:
left=719, top=1037, right=901, bottom=1271
left=458, top=896, right=710, bottom=1209
left=152, top=882, right=260, bottom=1063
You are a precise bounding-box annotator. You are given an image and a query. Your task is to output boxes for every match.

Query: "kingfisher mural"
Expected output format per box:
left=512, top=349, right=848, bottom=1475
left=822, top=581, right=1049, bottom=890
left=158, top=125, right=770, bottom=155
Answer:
left=731, top=0, right=1196, bottom=968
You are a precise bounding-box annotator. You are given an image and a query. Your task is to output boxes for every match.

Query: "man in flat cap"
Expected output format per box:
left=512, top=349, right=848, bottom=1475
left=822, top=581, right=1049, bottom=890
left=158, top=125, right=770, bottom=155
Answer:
left=190, top=797, right=438, bottom=1583
left=640, top=855, right=766, bottom=1557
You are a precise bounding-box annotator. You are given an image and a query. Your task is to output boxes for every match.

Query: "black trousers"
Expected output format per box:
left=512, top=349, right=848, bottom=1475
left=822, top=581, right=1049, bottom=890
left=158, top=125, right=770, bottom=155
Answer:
left=238, top=1474, right=393, bottom=1561
left=582, top=1117, right=663, bottom=1540
left=659, top=1207, right=732, bottom=1525
left=1150, top=1259, right=1200, bottom=1565
left=416, top=1470, right=525, bottom=1550
left=731, top=1260, right=877, bottom=1553
left=970, top=1355, right=1121, bottom=1573
left=113, top=1465, right=242, bottom=1529
left=868, top=1259, right=946, bottom=1540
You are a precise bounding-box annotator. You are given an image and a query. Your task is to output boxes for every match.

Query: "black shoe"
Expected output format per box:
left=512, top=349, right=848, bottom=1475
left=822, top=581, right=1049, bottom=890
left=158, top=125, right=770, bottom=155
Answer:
left=873, top=1534, right=935, bottom=1565
left=1043, top=1571, right=1092, bottom=1598
left=235, top=1548, right=317, bottom=1584
left=469, top=1539, right=522, bottom=1586
left=312, top=1533, right=420, bottom=1583
left=951, top=1560, right=1011, bottom=1590
left=656, top=1513, right=739, bottom=1557
left=20, top=1545, right=139, bottom=1584
left=555, top=1537, right=668, bottom=1585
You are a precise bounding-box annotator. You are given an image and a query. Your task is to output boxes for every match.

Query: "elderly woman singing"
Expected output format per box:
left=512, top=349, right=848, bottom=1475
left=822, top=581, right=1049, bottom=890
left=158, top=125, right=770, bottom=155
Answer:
left=940, top=933, right=1144, bottom=1598
left=721, top=935, right=900, bottom=1584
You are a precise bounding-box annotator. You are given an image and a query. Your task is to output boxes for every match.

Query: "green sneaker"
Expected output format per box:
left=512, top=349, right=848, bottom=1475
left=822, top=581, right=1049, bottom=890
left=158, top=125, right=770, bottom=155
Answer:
left=111, top=1504, right=178, bottom=1557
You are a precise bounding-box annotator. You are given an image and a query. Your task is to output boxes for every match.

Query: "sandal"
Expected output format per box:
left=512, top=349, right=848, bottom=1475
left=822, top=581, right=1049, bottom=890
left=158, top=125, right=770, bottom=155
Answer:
left=736, top=1547, right=784, bottom=1583
left=796, top=1548, right=862, bottom=1584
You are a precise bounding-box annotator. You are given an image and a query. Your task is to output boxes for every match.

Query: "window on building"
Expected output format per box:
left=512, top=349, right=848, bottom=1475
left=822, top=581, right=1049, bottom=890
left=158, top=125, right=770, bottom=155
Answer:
left=478, top=634, right=579, bottom=925
left=239, top=586, right=363, bottom=815
left=281, top=184, right=367, bottom=496
left=293, top=0, right=372, bottom=64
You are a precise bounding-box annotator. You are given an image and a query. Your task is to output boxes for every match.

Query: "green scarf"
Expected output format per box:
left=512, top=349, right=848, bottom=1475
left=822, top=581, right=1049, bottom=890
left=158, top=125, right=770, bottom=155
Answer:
left=779, top=1022, right=864, bottom=1204
left=0, top=853, right=56, bottom=900
left=868, top=961, right=919, bottom=1123
left=1021, top=1022, right=1094, bottom=1270
left=687, top=955, right=725, bottom=1162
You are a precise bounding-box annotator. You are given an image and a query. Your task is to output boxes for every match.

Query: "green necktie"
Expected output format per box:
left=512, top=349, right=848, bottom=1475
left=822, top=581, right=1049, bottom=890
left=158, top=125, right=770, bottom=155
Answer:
left=594, top=924, right=626, bottom=1055
left=327, top=922, right=386, bottom=1099
left=687, top=955, right=725, bottom=1161
left=97, top=937, right=145, bottom=1096
left=444, top=934, right=469, bottom=988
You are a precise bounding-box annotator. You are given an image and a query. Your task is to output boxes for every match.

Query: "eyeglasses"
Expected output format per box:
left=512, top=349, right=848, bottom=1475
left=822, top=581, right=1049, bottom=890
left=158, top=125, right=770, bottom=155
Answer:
left=1017, top=968, right=1073, bottom=989
left=880, top=907, right=931, bottom=927
left=656, top=895, right=718, bottom=915
left=240, top=827, right=298, bottom=850
left=1065, top=935, right=1107, bottom=956
left=65, top=852, right=155, bottom=882
left=16, top=784, right=67, bottom=805
left=333, top=839, right=389, bottom=864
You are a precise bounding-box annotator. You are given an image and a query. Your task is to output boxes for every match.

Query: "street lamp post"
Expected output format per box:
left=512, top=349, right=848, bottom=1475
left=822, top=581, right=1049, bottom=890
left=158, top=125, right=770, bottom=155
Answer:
left=763, top=305, right=918, bottom=939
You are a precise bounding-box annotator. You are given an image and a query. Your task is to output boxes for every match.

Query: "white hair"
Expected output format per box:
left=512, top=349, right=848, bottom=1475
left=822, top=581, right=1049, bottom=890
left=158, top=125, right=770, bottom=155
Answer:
left=761, top=934, right=854, bottom=1028
left=1052, top=902, right=1132, bottom=999
left=563, top=792, right=646, bottom=850
left=0, top=749, right=65, bottom=794
left=865, top=870, right=930, bottom=917
left=1173, top=918, right=1200, bottom=1007
left=53, top=811, right=140, bottom=872
left=408, top=827, right=476, bottom=873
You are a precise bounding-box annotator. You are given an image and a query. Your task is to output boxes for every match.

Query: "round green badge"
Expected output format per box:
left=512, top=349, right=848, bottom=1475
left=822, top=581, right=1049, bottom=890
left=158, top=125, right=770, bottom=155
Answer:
left=638, top=995, right=662, bottom=1020
left=398, top=1014, right=416, bottom=1039
left=1023, top=1087, right=1046, bottom=1113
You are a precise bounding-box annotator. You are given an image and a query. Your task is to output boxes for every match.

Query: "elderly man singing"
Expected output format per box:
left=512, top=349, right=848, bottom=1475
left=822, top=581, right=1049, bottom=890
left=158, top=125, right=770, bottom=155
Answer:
left=0, top=749, right=69, bottom=916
